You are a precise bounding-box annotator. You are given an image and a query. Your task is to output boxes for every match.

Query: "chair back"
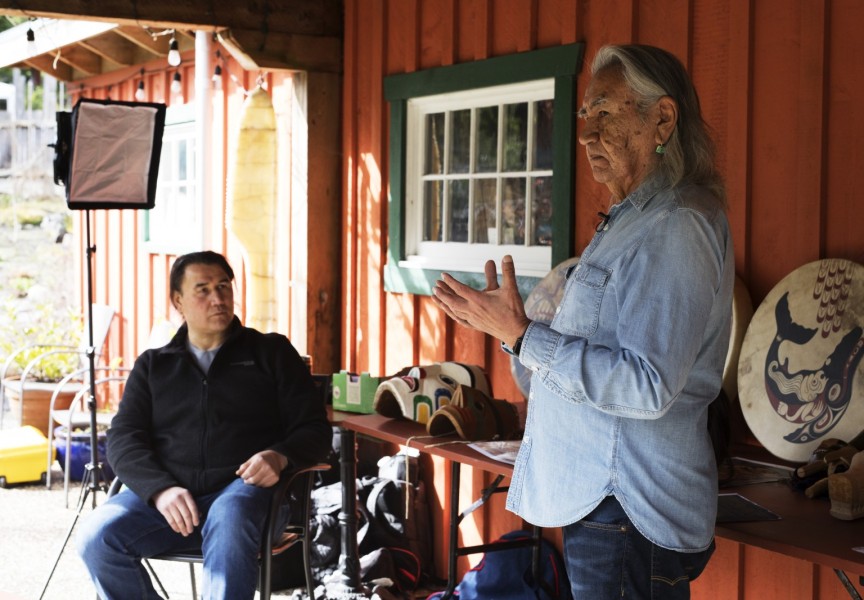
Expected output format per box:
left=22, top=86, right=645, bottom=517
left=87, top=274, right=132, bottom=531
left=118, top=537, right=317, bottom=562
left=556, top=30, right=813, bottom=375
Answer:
left=144, top=319, right=176, bottom=350
left=81, top=304, right=116, bottom=359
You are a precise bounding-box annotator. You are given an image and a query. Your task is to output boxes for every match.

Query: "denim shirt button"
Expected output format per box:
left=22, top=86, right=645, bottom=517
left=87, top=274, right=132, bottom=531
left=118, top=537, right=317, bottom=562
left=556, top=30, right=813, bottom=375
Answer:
left=555, top=306, right=561, bottom=314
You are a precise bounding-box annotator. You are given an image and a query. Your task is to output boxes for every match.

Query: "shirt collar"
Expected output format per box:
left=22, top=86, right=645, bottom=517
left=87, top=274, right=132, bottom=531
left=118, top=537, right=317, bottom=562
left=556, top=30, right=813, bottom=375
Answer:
left=615, top=172, right=669, bottom=213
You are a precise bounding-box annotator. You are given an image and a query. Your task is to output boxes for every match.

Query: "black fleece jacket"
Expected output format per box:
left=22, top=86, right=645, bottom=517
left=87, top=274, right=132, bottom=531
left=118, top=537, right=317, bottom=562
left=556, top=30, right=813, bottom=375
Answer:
left=107, top=318, right=332, bottom=503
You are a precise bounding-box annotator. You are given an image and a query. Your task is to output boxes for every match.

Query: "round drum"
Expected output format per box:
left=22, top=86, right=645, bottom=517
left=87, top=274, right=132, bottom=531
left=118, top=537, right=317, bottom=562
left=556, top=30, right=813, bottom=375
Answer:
left=738, top=259, right=864, bottom=462
left=723, top=276, right=754, bottom=403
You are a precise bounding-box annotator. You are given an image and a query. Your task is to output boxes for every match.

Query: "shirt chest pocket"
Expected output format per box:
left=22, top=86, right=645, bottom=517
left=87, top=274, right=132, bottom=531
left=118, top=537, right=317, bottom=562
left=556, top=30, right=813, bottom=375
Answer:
left=551, top=261, right=610, bottom=337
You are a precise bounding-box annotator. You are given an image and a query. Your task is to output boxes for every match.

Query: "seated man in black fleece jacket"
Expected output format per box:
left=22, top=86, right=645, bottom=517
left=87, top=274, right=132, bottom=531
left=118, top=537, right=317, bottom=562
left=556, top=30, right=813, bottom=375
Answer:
left=76, top=250, right=332, bottom=600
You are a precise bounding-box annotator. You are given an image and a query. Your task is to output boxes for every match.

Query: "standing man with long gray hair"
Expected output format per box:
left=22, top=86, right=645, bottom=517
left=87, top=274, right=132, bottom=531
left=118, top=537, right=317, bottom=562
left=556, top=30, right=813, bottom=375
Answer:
left=433, top=44, right=733, bottom=599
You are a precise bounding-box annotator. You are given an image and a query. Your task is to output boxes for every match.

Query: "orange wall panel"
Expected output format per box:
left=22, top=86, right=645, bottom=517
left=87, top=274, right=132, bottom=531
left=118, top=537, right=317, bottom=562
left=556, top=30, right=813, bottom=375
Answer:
left=825, top=1, right=864, bottom=265
left=692, top=537, right=743, bottom=599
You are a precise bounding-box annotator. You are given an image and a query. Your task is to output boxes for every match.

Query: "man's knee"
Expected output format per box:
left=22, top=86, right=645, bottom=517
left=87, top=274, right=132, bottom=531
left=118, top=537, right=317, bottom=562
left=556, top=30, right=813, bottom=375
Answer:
left=76, top=509, right=108, bottom=561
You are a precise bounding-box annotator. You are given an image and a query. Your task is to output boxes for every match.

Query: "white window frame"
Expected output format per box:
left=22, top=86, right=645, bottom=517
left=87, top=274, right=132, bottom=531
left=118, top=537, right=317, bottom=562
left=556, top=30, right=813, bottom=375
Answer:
left=402, top=79, right=554, bottom=278
left=383, top=43, right=583, bottom=298
left=143, top=104, right=202, bottom=253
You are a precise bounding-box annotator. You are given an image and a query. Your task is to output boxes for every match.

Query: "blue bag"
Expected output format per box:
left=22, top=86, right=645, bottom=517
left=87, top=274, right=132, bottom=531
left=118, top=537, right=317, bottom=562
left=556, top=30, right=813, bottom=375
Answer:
left=427, top=530, right=572, bottom=600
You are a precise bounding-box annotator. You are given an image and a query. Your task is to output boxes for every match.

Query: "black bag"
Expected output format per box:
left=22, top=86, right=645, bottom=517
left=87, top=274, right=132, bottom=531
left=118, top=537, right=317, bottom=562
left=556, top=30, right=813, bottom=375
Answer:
left=307, top=451, right=434, bottom=593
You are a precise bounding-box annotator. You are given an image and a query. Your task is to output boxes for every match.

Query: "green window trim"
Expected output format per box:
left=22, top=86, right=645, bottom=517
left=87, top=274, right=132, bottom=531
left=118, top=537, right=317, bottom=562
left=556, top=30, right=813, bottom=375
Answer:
left=384, top=43, right=584, bottom=298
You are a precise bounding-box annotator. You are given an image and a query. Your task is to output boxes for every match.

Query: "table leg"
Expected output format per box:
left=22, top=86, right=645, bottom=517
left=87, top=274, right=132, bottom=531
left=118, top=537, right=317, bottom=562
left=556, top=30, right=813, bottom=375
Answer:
left=325, top=427, right=369, bottom=598
left=442, top=460, right=462, bottom=600
left=834, top=568, right=864, bottom=600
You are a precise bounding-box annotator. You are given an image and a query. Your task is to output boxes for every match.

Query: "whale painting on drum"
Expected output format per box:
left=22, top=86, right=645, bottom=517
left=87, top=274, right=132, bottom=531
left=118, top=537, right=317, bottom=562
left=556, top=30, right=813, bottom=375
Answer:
left=738, top=259, right=864, bottom=462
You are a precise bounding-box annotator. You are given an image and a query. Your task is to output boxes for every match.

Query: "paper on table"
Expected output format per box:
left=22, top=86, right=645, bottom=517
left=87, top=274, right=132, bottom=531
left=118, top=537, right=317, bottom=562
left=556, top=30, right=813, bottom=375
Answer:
left=468, top=440, right=521, bottom=465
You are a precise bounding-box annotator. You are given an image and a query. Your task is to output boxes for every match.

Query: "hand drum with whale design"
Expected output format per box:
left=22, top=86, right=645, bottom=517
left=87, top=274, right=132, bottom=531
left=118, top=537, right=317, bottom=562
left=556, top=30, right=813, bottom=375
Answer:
left=738, top=259, right=864, bottom=462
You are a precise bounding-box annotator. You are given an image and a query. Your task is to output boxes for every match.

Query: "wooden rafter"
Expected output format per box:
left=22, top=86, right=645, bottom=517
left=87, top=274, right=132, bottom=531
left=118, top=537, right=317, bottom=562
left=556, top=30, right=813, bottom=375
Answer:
left=0, top=1, right=343, bottom=75
left=0, top=0, right=342, bottom=36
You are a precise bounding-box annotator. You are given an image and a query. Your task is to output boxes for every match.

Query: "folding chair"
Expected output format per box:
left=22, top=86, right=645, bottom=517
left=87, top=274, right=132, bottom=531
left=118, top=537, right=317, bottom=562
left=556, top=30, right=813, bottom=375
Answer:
left=47, top=369, right=131, bottom=505
left=107, top=463, right=330, bottom=599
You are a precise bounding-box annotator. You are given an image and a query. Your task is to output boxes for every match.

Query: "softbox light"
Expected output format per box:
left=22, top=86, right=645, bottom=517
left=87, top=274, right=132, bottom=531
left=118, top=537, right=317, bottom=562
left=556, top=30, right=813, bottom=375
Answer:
left=56, top=98, right=166, bottom=210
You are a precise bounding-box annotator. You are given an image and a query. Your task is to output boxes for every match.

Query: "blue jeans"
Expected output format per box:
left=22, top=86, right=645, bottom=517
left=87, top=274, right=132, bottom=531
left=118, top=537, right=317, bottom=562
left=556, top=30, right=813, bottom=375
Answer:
left=561, top=495, right=714, bottom=600
left=76, top=478, right=276, bottom=600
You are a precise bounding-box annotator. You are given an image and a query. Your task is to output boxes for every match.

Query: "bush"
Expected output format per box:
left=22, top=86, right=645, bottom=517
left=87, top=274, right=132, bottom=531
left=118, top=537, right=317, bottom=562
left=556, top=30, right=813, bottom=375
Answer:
left=16, top=209, right=45, bottom=227
left=0, top=303, right=83, bottom=382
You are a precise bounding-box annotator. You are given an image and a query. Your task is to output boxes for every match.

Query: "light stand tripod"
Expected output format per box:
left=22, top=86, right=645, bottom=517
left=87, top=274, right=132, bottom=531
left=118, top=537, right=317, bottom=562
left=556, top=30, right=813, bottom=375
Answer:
left=39, top=209, right=109, bottom=599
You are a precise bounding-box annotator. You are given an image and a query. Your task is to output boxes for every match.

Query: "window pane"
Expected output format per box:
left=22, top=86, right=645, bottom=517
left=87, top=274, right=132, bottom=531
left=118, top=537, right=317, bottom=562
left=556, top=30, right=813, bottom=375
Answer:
left=531, top=176, right=553, bottom=246
left=423, top=180, right=443, bottom=241
left=503, top=102, right=528, bottom=171
left=425, top=113, right=445, bottom=175
left=475, top=106, right=498, bottom=172
left=448, top=180, right=469, bottom=242
left=449, top=109, right=471, bottom=174
left=178, top=139, right=187, bottom=180
left=501, top=178, right=526, bottom=245
left=473, top=179, right=497, bottom=244
left=533, top=100, right=554, bottom=170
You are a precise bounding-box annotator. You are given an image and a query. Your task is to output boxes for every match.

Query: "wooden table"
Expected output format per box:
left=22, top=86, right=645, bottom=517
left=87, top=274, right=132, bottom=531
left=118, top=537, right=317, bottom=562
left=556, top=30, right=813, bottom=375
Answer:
left=716, top=480, right=864, bottom=598
left=328, top=413, right=864, bottom=599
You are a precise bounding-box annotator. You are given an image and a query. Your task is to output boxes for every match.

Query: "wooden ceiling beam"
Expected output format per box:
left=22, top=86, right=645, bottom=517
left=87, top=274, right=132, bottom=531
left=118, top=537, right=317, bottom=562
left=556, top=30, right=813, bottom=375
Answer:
left=58, top=44, right=102, bottom=76
left=0, top=0, right=343, bottom=36
left=21, top=54, right=72, bottom=80
left=112, top=26, right=167, bottom=57
left=77, top=34, right=136, bottom=68
left=219, top=29, right=342, bottom=74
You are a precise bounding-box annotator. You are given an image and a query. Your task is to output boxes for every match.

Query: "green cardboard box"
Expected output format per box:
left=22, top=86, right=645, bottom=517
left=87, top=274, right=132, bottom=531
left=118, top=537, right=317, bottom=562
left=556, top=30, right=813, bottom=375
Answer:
left=332, top=371, right=379, bottom=414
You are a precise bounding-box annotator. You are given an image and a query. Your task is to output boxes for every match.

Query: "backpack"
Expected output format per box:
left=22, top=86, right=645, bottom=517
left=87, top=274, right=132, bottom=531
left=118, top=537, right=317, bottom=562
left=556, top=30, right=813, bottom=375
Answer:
left=357, top=452, right=434, bottom=588
left=307, top=451, right=434, bottom=595
left=426, top=530, right=572, bottom=600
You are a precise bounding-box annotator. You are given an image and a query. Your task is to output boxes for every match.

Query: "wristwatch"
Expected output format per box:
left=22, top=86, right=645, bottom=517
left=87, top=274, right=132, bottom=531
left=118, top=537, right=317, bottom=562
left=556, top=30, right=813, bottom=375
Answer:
left=512, top=335, right=524, bottom=356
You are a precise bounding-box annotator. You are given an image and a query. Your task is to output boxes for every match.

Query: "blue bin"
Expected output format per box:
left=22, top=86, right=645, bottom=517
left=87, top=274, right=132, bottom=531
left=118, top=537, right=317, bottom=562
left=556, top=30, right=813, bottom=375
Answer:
left=53, top=426, right=114, bottom=482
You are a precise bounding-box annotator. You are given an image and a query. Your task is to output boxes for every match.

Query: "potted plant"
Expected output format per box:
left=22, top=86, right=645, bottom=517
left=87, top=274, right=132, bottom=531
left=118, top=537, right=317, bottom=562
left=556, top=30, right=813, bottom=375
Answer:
left=0, top=303, right=85, bottom=436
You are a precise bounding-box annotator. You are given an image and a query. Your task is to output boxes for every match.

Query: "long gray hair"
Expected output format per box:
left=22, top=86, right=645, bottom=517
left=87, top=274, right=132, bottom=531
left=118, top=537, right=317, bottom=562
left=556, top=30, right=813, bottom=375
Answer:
left=591, top=45, right=726, bottom=204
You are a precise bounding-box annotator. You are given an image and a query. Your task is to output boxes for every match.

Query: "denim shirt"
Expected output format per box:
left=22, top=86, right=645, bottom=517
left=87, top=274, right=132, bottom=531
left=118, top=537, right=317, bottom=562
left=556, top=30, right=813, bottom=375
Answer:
left=506, top=176, right=734, bottom=552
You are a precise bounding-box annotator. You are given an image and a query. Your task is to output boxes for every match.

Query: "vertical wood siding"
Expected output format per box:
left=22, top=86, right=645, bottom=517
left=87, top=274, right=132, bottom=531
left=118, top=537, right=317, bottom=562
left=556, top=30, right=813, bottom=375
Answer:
left=342, top=0, right=864, bottom=596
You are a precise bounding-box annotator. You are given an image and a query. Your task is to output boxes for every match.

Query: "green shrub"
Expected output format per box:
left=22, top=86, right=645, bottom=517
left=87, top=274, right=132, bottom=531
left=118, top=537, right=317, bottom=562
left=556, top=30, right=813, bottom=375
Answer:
left=17, top=211, right=45, bottom=227
left=0, top=304, right=83, bottom=382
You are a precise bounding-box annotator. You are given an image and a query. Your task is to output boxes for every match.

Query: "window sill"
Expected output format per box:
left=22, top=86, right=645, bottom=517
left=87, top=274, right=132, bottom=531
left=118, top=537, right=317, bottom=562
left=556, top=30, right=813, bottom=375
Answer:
left=384, top=261, right=538, bottom=299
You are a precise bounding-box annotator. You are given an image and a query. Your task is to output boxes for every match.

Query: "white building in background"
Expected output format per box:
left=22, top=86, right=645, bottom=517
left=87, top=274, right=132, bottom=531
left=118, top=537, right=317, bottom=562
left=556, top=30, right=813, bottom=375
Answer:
left=0, top=70, right=64, bottom=199
left=0, top=81, right=15, bottom=171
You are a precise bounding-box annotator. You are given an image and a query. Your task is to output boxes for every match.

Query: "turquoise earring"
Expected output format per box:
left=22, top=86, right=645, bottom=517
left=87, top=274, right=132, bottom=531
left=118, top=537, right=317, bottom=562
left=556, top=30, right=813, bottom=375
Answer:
left=655, top=144, right=666, bottom=155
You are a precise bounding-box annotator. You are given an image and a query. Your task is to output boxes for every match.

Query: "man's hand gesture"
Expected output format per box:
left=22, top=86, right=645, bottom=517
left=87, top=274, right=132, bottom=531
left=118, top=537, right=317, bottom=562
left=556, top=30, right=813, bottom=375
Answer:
left=432, top=254, right=531, bottom=348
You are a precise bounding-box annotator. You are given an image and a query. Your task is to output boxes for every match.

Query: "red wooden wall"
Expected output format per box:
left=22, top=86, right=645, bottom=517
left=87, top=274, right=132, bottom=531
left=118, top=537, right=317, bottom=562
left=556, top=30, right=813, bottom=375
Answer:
left=340, top=1, right=864, bottom=597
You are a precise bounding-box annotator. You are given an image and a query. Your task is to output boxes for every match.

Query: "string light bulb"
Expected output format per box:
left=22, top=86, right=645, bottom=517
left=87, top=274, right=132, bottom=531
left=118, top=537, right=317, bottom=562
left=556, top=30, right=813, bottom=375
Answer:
left=135, top=80, right=146, bottom=101
left=167, top=34, right=181, bottom=67
left=26, top=27, right=36, bottom=53
left=212, top=64, right=223, bottom=90
left=171, top=71, right=182, bottom=94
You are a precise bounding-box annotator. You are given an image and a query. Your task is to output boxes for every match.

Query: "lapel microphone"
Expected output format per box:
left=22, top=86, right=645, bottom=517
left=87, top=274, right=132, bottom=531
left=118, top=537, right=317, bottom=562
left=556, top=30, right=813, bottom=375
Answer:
left=596, top=212, right=611, bottom=232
